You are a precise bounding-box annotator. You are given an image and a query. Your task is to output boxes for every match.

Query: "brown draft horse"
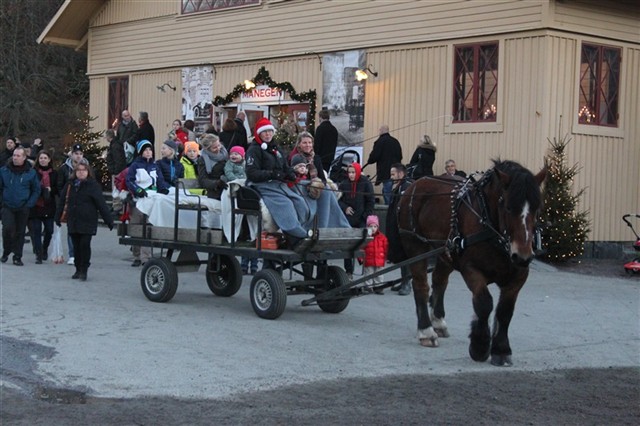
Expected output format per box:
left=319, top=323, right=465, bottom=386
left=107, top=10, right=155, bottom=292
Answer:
left=393, top=159, right=546, bottom=366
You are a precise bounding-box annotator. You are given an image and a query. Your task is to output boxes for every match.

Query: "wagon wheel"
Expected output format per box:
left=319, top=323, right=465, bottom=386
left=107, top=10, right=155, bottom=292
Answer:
left=317, top=265, right=350, bottom=314
left=206, top=254, right=242, bottom=297
left=140, top=257, right=178, bottom=303
left=250, top=269, right=287, bottom=319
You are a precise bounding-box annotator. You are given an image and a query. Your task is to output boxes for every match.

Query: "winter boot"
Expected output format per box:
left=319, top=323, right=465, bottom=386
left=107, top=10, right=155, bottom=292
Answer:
left=398, top=281, right=412, bottom=296
left=42, top=244, right=49, bottom=261
left=72, top=268, right=80, bottom=279
left=78, top=267, right=87, bottom=282
left=35, top=249, right=43, bottom=264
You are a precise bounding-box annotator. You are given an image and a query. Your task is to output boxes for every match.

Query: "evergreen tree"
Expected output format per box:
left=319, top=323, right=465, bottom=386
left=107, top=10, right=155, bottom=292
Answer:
left=69, top=115, right=108, bottom=188
left=540, top=133, right=590, bottom=262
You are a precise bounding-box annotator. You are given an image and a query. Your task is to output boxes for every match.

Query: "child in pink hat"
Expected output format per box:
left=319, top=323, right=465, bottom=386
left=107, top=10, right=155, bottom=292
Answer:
left=224, top=145, right=246, bottom=181
left=359, top=215, right=388, bottom=294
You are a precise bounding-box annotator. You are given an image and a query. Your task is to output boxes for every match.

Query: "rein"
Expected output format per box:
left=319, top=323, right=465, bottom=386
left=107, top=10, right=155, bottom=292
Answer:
left=448, top=169, right=510, bottom=256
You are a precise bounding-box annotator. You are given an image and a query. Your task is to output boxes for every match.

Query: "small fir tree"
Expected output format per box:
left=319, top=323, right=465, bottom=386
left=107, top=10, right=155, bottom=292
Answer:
left=69, top=115, right=108, bottom=188
left=540, top=133, right=590, bottom=262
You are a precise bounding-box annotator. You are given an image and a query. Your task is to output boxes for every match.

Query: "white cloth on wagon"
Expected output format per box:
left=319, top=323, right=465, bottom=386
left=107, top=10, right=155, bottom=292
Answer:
left=134, top=187, right=222, bottom=229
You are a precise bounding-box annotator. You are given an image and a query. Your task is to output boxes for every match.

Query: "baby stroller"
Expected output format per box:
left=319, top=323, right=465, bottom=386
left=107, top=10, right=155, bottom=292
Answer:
left=622, top=214, right=640, bottom=275
left=329, top=149, right=361, bottom=184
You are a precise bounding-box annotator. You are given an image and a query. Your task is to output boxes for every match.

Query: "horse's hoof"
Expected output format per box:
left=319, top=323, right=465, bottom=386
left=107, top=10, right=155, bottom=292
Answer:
left=490, top=354, right=513, bottom=367
left=420, top=338, right=439, bottom=347
left=435, top=328, right=450, bottom=338
left=469, top=345, right=490, bottom=362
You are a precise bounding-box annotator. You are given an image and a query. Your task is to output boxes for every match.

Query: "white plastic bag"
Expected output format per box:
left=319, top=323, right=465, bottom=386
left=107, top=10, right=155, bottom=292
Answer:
left=50, top=225, right=65, bottom=264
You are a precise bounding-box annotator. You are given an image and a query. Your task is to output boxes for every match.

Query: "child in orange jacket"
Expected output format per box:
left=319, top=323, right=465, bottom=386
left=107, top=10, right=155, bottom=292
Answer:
left=361, top=215, right=388, bottom=294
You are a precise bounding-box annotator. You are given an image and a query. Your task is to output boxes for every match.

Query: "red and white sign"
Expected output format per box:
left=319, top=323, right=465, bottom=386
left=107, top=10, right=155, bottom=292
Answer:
left=240, top=85, right=284, bottom=103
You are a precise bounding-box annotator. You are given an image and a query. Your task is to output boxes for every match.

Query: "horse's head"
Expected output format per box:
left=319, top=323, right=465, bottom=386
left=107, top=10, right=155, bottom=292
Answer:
left=493, top=161, right=546, bottom=267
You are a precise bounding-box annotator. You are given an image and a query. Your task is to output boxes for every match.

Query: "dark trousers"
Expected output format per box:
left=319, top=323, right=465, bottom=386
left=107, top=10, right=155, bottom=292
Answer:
left=344, top=258, right=354, bottom=274
left=30, top=217, right=54, bottom=256
left=69, top=233, right=93, bottom=270
left=2, top=207, right=29, bottom=259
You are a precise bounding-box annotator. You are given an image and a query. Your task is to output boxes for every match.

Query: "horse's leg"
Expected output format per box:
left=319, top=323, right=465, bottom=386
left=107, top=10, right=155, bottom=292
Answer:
left=490, top=276, right=527, bottom=366
left=410, top=259, right=438, bottom=347
left=429, top=257, right=453, bottom=338
left=463, top=272, right=493, bottom=362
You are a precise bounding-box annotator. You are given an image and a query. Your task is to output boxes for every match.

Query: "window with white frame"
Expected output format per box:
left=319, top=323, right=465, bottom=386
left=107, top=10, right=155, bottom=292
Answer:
left=452, top=42, right=499, bottom=123
left=578, top=42, right=620, bottom=127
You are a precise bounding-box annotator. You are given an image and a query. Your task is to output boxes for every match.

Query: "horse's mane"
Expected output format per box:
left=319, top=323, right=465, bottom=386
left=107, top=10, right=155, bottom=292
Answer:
left=491, top=159, right=541, bottom=213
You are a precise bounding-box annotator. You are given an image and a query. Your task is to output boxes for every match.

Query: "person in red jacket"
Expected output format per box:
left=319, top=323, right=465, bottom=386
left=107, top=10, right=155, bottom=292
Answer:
left=361, top=215, right=388, bottom=294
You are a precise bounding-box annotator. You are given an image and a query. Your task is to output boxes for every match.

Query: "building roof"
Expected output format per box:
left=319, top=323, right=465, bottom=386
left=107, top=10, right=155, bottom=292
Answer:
left=37, top=0, right=105, bottom=50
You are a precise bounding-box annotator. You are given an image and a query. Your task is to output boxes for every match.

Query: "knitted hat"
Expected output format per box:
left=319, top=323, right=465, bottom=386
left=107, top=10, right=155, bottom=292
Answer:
left=136, top=139, right=153, bottom=156
left=366, top=215, right=379, bottom=227
left=290, top=154, right=307, bottom=168
left=254, top=117, right=275, bottom=148
left=230, top=145, right=245, bottom=158
left=71, top=143, right=83, bottom=153
left=163, top=139, right=177, bottom=152
left=201, top=133, right=218, bottom=149
left=184, top=141, right=200, bottom=155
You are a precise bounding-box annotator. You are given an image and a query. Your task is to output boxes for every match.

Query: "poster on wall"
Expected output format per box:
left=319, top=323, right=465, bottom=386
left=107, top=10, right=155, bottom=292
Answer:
left=181, top=66, right=214, bottom=134
left=322, top=50, right=366, bottom=152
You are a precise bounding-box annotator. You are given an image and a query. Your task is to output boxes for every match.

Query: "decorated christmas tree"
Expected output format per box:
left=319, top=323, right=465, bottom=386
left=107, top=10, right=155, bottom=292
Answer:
left=540, top=133, right=590, bottom=262
left=69, top=115, right=108, bottom=188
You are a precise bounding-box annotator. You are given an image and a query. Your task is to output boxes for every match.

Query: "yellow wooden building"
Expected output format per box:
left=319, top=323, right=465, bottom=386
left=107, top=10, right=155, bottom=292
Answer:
left=39, top=0, right=639, bottom=247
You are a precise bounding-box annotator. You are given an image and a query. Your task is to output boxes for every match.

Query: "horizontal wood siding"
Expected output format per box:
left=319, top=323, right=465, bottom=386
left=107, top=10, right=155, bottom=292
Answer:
left=130, top=70, right=183, bottom=152
left=92, top=0, right=176, bottom=26
left=88, top=0, right=545, bottom=75
left=553, top=0, right=640, bottom=43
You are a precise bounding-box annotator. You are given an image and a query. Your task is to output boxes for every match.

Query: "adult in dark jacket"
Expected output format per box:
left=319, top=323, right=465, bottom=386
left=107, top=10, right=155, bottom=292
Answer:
left=0, top=137, right=17, bottom=165
left=366, top=124, right=402, bottom=205
left=314, top=109, right=339, bottom=172
left=55, top=158, right=114, bottom=281
left=408, top=135, right=436, bottom=179
left=105, top=129, right=127, bottom=177
left=338, top=162, right=374, bottom=276
left=157, top=139, right=184, bottom=186
left=115, top=110, right=139, bottom=160
left=56, top=143, right=85, bottom=264
left=196, top=134, right=228, bottom=200
left=0, top=146, right=41, bottom=266
left=233, top=111, right=249, bottom=149
left=386, top=163, right=413, bottom=296
left=29, top=150, right=58, bottom=264
left=219, top=118, right=238, bottom=151
left=135, top=111, right=155, bottom=144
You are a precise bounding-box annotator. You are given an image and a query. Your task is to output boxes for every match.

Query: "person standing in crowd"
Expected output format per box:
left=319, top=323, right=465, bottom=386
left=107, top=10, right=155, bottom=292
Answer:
left=170, top=119, right=189, bottom=147
left=126, top=140, right=170, bottom=267
left=408, top=135, right=437, bottom=179
left=57, top=144, right=85, bottom=266
left=136, top=111, right=155, bottom=144
left=313, top=109, right=339, bottom=172
left=29, top=150, right=58, bottom=264
left=233, top=111, right=249, bottom=149
left=115, top=110, right=139, bottom=164
left=360, top=215, right=388, bottom=294
left=55, top=159, right=114, bottom=281
left=0, top=137, right=17, bottom=165
left=219, top=118, right=238, bottom=150
left=183, top=119, right=197, bottom=141
left=105, top=128, right=127, bottom=178
left=366, top=124, right=402, bottom=205
left=386, top=163, right=413, bottom=296
left=157, top=139, right=184, bottom=186
left=442, top=159, right=466, bottom=178
left=21, top=143, right=35, bottom=165
left=0, top=146, right=41, bottom=266
left=197, top=133, right=228, bottom=200
left=338, top=162, right=374, bottom=279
